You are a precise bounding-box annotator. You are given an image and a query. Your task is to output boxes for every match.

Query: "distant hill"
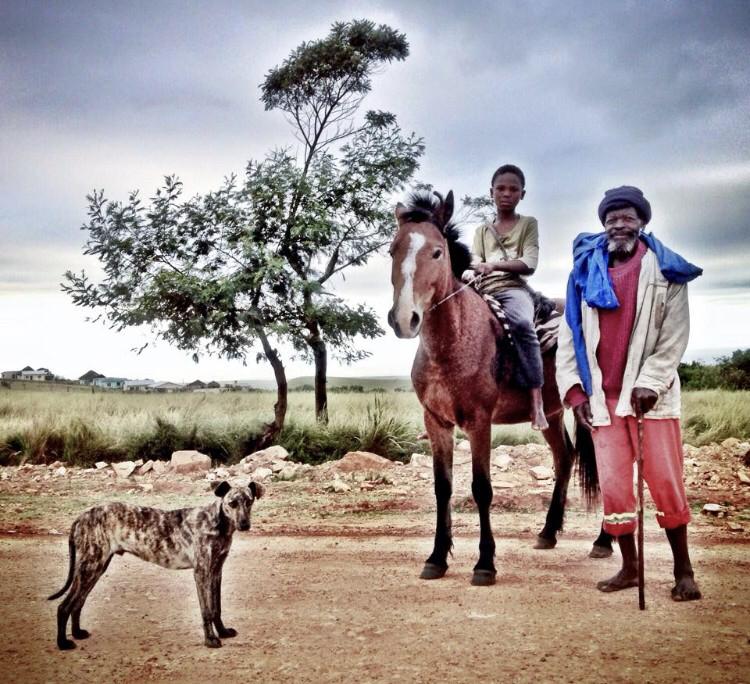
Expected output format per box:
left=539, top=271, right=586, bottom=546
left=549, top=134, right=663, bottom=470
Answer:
left=235, top=376, right=413, bottom=391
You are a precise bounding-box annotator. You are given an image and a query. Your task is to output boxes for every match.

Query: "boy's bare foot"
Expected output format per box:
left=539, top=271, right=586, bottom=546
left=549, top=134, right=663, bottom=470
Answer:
left=530, top=388, right=548, bottom=431
left=531, top=410, right=549, bottom=431
left=671, top=575, right=701, bottom=601
left=596, top=568, right=638, bottom=592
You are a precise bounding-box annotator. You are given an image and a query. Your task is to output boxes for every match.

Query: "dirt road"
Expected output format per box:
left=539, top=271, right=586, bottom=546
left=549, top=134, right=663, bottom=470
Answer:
left=3, top=513, right=748, bottom=684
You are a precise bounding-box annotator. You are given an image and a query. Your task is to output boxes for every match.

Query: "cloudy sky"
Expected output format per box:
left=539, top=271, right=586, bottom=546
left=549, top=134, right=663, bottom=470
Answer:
left=2, top=1, right=748, bottom=383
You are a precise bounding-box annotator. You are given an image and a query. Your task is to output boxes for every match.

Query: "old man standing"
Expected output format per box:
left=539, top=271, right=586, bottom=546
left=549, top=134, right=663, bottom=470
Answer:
left=556, top=185, right=703, bottom=601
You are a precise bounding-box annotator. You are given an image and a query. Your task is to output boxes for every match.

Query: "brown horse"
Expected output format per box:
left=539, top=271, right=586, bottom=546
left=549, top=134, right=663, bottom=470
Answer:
left=388, top=191, right=610, bottom=586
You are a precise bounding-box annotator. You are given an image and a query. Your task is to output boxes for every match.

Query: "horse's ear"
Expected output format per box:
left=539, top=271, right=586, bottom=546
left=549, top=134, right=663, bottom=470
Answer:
left=395, top=203, right=408, bottom=223
left=444, top=190, right=455, bottom=225
left=432, top=190, right=454, bottom=230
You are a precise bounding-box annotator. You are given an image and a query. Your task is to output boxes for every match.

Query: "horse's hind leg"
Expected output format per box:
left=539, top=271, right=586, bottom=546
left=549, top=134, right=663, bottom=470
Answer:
left=467, top=419, right=496, bottom=586
left=421, top=410, right=454, bottom=580
left=535, top=413, right=573, bottom=550
left=590, top=524, right=614, bottom=558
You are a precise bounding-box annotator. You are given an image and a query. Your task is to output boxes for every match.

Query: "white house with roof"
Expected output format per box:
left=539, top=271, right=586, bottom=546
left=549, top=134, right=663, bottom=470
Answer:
left=93, top=377, right=127, bottom=390
left=123, top=379, right=156, bottom=392
left=150, top=381, right=185, bottom=393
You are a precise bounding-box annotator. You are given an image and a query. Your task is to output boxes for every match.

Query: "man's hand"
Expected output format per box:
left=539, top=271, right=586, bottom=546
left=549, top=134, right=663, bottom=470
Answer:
left=573, top=400, right=595, bottom=432
left=631, top=387, right=658, bottom=417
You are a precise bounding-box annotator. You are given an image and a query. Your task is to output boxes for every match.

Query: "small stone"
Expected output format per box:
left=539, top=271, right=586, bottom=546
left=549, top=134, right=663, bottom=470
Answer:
left=152, top=460, right=169, bottom=474
left=455, top=439, right=471, bottom=452
left=111, top=461, right=136, bottom=479
left=494, top=480, right=516, bottom=489
left=530, top=465, right=554, bottom=481
left=727, top=522, right=744, bottom=532
left=54, top=466, right=67, bottom=477
left=95, top=461, right=108, bottom=470
left=737, top=471, right=750, bottom=485
left=214, top=467, right=230, bottom=479
left=136, top=460, right=154, bottom=475
left=409, top=453, right=432, bottom=468
left=251, top=467, right=273, bottom=481
left=140, top=483, right=154, bottom=492
left=492, top=453, right=513, bottom=470
left=271, top=461, right=286, bottom=473
left=702, top=503, right=725, bottom=516
left=170, top=450, right=211, bottom=474
left=48, top=461, right=63, bottom=469
left=277, top=465, right=298, bottom=481
left=134, top=459, right=144, bottom=467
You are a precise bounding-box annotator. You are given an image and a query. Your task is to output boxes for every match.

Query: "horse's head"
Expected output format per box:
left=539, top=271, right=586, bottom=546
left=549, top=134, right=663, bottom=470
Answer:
left=387, top=190, right=471, bottom=338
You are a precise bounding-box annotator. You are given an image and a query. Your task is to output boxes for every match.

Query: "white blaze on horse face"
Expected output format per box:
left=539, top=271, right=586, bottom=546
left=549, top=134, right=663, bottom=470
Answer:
left=394, top=231, right=426, bottom=334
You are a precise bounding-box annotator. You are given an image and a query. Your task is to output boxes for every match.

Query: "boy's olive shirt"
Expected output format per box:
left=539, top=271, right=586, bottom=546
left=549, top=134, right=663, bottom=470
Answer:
left=471, top=215, right=539, bottom=294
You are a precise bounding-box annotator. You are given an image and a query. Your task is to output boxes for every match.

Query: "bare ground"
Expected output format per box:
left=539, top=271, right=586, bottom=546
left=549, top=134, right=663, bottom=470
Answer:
left=1, top=440, right=749, bottom=683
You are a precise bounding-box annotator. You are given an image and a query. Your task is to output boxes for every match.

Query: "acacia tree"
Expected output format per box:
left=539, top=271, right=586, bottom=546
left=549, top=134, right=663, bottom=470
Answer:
left=260, top=19, right=424, bottom=421
left=63, top=18, right=423, bottom=434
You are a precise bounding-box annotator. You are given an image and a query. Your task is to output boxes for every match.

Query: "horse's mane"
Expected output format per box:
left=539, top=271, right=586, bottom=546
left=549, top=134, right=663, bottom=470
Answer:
left=402, top=191, right=472, bottom=279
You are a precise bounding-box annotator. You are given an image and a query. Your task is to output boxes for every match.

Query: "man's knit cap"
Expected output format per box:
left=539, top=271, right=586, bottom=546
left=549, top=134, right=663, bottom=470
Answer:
left=598, top=185, right=652, bottom=225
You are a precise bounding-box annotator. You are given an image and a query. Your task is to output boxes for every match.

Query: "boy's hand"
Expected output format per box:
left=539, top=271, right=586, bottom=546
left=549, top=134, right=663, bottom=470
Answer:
left=473, top=262, right=495, bottom=275
left=631, top=387, right=658, bottom=416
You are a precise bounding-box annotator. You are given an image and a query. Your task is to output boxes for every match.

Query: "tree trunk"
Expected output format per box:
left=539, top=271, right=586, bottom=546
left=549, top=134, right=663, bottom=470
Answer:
left=309, top=333, right=329, bottom=424
left=256, top=328, right=288, bottom=448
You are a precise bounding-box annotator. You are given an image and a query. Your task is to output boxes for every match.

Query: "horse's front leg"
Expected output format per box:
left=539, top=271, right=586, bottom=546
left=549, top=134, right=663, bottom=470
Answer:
left=421, top=409, right=454, bottom=580
left=467, top=418, right=496, bottom=586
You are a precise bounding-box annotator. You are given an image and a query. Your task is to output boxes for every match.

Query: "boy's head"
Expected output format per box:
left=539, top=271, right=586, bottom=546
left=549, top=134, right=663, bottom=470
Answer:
left=490, top=164, right=526, bottom=213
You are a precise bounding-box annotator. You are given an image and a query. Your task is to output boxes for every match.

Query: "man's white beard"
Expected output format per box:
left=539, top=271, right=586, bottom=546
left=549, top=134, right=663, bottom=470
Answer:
left=607, top=235, right=638, bottom=256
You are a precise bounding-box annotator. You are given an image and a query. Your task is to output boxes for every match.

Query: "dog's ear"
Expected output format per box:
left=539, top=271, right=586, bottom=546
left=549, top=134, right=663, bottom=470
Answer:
left=249, top=481, right=264, bottom=499
left=214, top=481, right=231, bottom=498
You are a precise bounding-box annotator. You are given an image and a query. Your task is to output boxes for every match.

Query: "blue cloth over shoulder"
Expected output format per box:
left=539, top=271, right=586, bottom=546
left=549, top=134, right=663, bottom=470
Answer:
left=564, top=231, right=703, bottom=396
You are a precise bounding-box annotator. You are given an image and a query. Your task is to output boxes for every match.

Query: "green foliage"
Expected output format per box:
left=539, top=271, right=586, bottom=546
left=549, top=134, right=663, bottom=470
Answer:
left=679, top=349, right=750, bottom=390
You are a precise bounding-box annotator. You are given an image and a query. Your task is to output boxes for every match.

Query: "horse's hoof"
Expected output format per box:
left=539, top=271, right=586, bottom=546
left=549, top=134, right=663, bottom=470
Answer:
left=534, top=535, right=557, bottom=550
left=58, top=638, right=76, bottom=650
left=589, top=544, right=613, bottom=559
left=471, top=569, right=497, bottom=586
left=72, top=628, right=90, bottom=640
left=420, top=563, right=447, bottom=580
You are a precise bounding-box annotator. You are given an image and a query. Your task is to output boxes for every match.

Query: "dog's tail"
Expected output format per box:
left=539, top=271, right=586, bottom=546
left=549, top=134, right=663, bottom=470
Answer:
left=48, top=524, right=76, bottom=600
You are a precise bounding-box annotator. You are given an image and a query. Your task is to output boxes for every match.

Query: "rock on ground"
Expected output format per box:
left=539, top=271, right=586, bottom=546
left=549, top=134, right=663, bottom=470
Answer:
left=170, top=450, right=211, bottom=474
left=330, top=451, right=395, bottom=473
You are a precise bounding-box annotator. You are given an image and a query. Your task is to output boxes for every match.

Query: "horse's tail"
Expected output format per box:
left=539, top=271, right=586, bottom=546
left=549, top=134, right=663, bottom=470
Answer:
left=574, top=419, right=600, bottom=508
left=48, top=524, right=76, bottom=600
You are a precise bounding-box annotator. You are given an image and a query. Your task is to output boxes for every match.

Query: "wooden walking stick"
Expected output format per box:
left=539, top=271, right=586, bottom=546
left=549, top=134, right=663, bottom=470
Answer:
left=636, top=412, right=646, bottom=610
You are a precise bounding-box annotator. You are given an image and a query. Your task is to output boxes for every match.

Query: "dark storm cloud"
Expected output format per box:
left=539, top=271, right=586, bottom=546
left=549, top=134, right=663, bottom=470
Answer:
left=2, top=0, right=749, bottom=295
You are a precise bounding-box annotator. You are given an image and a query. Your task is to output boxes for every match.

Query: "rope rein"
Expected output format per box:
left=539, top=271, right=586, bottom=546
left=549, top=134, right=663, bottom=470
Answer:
left=428, top=274, right=480, bottom=312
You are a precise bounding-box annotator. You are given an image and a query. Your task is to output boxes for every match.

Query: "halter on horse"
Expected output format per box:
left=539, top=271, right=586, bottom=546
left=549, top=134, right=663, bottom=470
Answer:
left=388, top=190, right=609, bottom=585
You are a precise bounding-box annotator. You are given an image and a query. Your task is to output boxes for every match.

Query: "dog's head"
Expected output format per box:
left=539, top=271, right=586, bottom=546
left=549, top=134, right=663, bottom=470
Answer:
left=214, top=480, right=264, bottom=531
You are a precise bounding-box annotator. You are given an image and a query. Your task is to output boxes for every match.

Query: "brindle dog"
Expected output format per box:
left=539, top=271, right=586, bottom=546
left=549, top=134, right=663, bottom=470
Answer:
left=49, top=480, right=263, bottom=650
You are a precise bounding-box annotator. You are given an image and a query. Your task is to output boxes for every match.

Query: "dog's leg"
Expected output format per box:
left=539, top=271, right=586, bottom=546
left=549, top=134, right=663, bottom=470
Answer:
left=71, top=554, right=112, bottom=640
left=194, top=564, right=221, bottom=648
left=212, top=559, right=237, bottom=639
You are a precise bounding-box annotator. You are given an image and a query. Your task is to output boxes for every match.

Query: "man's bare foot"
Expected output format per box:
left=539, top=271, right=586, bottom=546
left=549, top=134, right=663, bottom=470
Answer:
left=531, top=411, right=549, bottom=431
left=671, top=575, right=701, bottom=601
left=596, top=568, right=638, bottom=592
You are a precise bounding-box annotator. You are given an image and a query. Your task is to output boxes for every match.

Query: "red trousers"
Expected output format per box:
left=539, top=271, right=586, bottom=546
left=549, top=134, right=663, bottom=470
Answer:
left=592, top=399, right=691, bottom=537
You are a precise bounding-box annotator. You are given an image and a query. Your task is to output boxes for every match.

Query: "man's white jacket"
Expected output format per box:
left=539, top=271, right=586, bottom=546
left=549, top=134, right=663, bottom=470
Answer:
left=556, top=248, right=690, bottom=425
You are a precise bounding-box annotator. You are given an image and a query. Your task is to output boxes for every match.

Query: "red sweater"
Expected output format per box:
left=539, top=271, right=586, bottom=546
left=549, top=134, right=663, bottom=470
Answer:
left=566, top=240, right=647, bottom=407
